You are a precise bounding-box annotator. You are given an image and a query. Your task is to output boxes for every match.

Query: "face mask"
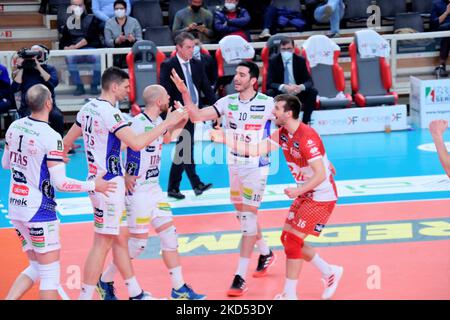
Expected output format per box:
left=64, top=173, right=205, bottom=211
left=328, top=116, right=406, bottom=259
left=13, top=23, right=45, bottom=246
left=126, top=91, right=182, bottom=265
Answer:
left=114, top=9, right=126, bottom=18
left=193, top=45, right=201, bottom=60
left=191, top=5, right=201, bottom=12
left=73, top=5, right=84, bottom=17
left=281, top=51, right=293, bottom=61
left=224, top=3, right=236, bottom=11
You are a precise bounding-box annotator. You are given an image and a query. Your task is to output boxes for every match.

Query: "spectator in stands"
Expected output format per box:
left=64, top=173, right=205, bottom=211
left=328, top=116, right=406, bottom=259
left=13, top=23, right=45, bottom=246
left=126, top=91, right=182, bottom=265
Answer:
left=193, top=38, right=218, bottom=89
left=259, top=1, right=307, bottom=39
left=172, top=0, right=214, bottom=44
left=59, top=0, right=102, bottom=96
left=431, top=0, right=450, bottom=78
left=214, top=0, right=251, bottom=42
left=92, top=0, right=131, bottom=30
left=160, top=32, right=215, bottom=200
left=0, top=64, right=16, bottom=115
left=313, top=0, right=345, bottom=38
left=266, top=37, right=317, bottom=124
left=11, top=45, right=65, bottom=137
left=104, top=0, right=142, bottom=68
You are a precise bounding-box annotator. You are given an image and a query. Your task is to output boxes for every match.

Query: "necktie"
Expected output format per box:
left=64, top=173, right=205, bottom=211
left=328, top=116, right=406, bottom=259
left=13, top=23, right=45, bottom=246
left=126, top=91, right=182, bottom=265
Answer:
left=183, top=62, right=198, bottom=105
left=283, top=60, right=291, bottom=84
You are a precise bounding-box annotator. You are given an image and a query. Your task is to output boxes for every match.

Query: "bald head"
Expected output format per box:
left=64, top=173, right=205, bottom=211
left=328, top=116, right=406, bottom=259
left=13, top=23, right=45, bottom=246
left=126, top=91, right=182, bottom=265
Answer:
left=143, top=85, right=169, bottom=109
left=26, top=84, right=52, bottom=113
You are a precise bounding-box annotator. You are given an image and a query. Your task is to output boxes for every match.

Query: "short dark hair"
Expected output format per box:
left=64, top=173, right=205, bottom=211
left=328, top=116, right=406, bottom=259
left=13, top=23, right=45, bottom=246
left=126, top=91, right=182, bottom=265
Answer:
left=101, top=66, right=129, bottom=90
left=274, top=94, right=302, bottom=120
left=279, top=37, right=294, bottom=48
left=237, top=60, right=259, bottom=80
left=114, top=0, right=127, bottom=9
left=174, top=32, right=195, bottom=46
left=26, top=84, right=51, bottom=113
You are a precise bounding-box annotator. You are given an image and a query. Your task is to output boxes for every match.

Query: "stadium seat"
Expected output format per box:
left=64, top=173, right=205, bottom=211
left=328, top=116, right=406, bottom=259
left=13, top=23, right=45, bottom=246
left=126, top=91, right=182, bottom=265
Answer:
left=261, top=34, right=300, bottom=94
left=215, top=35, right=255, bottom=96
left=272, top=0, right=301, bottom=11
left=301, top=35, right=352, bottom=109
left=349, top=30, right=398, bottom=107
left=132, top=0, right=164, bottom=29
left=410, top=0, right=433, bottom=17
left=126, top=40, right=166, bottom=115
left=343, top=0, right=373, bottom=22
left=376, top=0, right=407, bottom=20
left=143, top=26, right=173, bottom=46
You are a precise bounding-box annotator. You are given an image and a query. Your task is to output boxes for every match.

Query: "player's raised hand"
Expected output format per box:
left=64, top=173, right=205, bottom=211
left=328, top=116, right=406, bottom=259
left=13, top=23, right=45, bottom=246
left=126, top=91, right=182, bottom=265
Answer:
left=284, top=187, right=302, bottom=199
left=166, top=103, right=187, bottom=128
left=170, top=68, right=188, bottom=95
left=94, top=174, right=117, bottom=196
left=209, top=128, right=225, bottom=144
left=429, top=120, right=448, bottom=138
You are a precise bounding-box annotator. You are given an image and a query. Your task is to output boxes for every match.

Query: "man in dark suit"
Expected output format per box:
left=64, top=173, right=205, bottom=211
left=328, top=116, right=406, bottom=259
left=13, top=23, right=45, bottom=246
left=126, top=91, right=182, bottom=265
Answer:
left=266, top=37, right=317, bottom=124
left=160, top=32, right=216, bottom=199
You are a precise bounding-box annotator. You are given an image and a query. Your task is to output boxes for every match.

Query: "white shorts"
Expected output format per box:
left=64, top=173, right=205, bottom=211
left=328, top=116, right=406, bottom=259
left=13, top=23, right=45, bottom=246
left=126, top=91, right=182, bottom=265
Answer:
left=228, top=164, right=269, bottom=208
left=88, top=176, right=126, bottom=235
left=12, top=219, right=60, bottom=254
left=123, top=185, right=173, bottom=234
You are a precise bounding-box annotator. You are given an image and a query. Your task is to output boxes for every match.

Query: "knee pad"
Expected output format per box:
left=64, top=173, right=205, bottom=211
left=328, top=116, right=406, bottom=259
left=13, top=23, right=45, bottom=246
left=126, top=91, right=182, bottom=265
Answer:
left=236, top=211, right=258, bottom=236
left=21, top=260, right=39, bottom=282
left=280, top=231, right=304, bottom=259
left=128, top=237, right=148, bottom=259
left=37, top=261, right=60, bottom=291
left=159, top=225, right=178, bottom=251
left=151, top=216, right=173, bottom=230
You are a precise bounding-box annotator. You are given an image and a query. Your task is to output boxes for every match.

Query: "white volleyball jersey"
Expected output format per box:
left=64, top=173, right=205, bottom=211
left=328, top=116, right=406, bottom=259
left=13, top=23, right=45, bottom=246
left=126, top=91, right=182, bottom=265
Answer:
left=213, top=92, right=275, bottom=167
left=125, top=113, right=164, bottom=192
left=76, top=98, right=129, bottom=180
left=5, top=117, right=64, bottom=222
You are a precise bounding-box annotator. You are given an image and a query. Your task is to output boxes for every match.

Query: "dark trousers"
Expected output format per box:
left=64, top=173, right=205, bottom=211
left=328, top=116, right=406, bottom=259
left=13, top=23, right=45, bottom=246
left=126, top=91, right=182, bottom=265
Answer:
left=168, top=123, right=202, bottom=192
left=18, top=104, right=65, bottom=137
left=297, top=88, right=317, bottom=125
left=440, top=37, right=450, bottom=65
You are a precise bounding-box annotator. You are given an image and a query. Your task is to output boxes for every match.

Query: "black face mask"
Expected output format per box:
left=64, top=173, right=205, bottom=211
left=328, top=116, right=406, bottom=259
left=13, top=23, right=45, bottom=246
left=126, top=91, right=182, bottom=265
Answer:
left=191, top=5, right=201, bottom=12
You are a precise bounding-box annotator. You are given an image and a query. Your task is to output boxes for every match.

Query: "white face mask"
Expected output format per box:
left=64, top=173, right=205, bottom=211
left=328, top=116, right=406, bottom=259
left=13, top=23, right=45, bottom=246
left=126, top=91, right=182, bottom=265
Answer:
left=281, top=51, right=293, bottom=62
left=72, top=5, right=84, bottom=17
left=224, top=3, right=236, bottom=11
left=115, top=9, right=126, bottom=18
left=193, top=45, right=201, bottom=60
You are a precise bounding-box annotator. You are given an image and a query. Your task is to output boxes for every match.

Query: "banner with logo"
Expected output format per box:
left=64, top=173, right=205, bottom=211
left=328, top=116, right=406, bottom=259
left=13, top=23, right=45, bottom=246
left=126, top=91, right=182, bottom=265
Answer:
left=410, top=76, right=450, bottom=128
left=307, top=105, right=408, bottom=135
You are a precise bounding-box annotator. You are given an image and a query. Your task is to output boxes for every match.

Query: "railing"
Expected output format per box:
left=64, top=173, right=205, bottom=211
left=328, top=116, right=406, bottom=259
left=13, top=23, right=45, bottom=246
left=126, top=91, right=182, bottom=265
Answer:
left=1, top=30, right=449, bottom=97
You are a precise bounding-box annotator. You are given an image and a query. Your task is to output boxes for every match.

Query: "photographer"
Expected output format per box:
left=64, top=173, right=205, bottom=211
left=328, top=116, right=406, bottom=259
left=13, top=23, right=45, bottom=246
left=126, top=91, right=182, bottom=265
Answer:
left=0, top=63, right=16, bottom=115
left=11, top=45, right=65, bottom=137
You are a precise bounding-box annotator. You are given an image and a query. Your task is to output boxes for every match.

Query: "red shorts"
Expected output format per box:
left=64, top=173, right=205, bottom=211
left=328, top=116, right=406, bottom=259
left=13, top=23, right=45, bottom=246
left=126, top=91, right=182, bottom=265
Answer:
left=286, top=196, right=336, bottom=236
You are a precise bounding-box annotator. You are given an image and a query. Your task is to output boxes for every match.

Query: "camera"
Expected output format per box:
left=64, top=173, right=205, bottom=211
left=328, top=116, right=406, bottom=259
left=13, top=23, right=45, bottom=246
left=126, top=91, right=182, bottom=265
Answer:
left=17, top=48, right=41, bottom=70
left=16, top=45, right=49, bottom=70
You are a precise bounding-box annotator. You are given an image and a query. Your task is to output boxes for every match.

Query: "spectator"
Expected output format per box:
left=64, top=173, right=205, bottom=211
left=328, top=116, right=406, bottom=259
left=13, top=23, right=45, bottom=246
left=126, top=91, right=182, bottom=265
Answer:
left=259, top=1, right=306, bottom=39
left=160, top=32, right=216, bottom=200
left=214, top=0, right=251, bottom=41
left=193, top=38, right=218, bottom=89
left=431, top=0, right=450, bottom=78
left=59, top=0, right=102, bottom=96
left=266, top=37, right=317, bottom=125
left=172, top=0, right=214, bottom=44
left=313, top=0, right=345, bottom=38
left=104, top=0, right=142, bottom=68
left=92, top=0, right=131, bottom=30
left=11, top=45, right=65, bottom=137
left=0, top=64, right=16, bottom=115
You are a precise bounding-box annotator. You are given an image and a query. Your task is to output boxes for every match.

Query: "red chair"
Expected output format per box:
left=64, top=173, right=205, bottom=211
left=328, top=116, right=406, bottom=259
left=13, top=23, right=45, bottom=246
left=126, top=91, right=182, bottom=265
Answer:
left=126, top=40, right=166, bottom=115
left=349, top=32, right=398, bottom=107
left=301, top=35, right=352, bottom=109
